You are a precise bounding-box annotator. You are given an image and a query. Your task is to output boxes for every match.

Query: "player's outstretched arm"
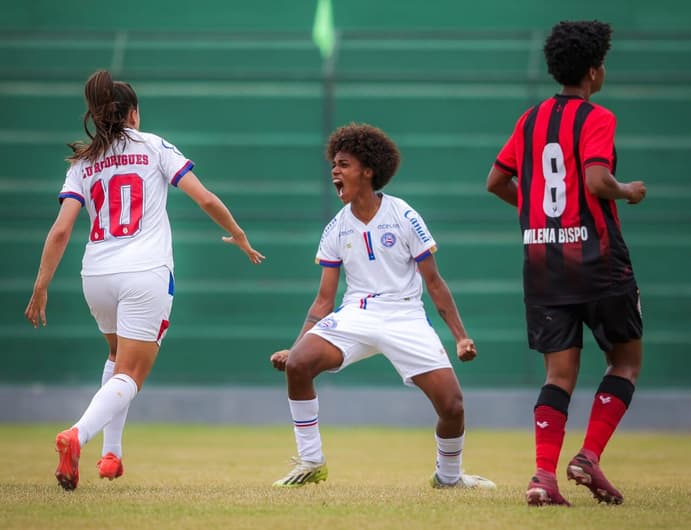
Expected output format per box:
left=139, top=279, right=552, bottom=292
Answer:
left=177, top=171, right=265, bottom=264
left=586, top=165, right=646, bottom=204
left=417, top=255, right=477, bottom=362
left=25, top=199, right=81, bottom=328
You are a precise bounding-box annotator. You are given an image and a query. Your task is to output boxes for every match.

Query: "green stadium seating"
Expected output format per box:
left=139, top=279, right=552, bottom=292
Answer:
left=2, top=22, right=689, bottom=388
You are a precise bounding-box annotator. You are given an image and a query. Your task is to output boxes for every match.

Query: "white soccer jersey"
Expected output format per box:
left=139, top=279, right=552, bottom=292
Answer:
left=58, top=129, right=193, bottom=276
left=316, top=194, right=437, bottom=308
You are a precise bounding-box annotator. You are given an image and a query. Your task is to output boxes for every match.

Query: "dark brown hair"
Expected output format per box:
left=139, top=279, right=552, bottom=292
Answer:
left=68, top=70, right=139, bottom=162
left=326, top=123, right=400, bottom=190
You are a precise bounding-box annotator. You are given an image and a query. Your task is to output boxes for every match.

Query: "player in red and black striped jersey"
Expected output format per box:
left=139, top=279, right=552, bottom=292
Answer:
left=487, top=21, right=646, bottom=507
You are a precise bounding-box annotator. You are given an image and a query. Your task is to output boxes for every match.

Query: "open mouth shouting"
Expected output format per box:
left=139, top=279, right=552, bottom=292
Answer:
left=333, top=178, right=345, bottom=200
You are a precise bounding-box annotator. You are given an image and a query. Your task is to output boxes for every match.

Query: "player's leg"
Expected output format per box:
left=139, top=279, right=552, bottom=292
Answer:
left=285, top=333, right=344, bottom=400
left=525, top=348, right=579, bottom=506
left=101, top=334, right=117, bottom=385
left=98, top=333, right=126, bottom=480
left=57, top=336, right=154, bottom=488
left=413, top=368, right=494, bottom=489
left=54, top=275, right=116, bottom=490
left=274, top=306, right=380, bottom=487
left=414, top=368, right=464, bottom=438
left=94, top=265, right=172, bottom=435
left=382, top=309, right=494, bottom=489
left=74, top=338, right=155, bottom=444
left=414, top=368, right=463, bottom=484
left=79, top=266, right=169, bottom=437
left=525, top=303, right=582, bottom=506
left=584, top=339, right=641, bottom=455
left=100, top=267, right=172, bottom=480
left=285, top=332, right=341, bottom=465
left=55, top=349, right=143, bottom=491
left=55, top=268, right=169, bottom=490
left=568, top=288, right=643, bottom=504
left=538, top=347, right=581, bottom=470
left=273, top=333, right=343, bottom=487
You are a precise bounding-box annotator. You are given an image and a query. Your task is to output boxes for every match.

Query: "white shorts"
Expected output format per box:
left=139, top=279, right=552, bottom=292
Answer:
left=306, top=302, right=452, bottom=386
left=82, top=266, right=174, bottom=344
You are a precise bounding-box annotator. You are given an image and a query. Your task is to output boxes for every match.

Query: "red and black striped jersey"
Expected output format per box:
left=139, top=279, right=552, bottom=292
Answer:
left=494, top=94, right=636, bottom=304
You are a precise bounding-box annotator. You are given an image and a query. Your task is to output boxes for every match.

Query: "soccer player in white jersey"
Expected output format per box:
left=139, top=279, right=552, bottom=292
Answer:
left=270, top=123, right=495, bottom=489
left=24, top=70, right=264, bottom=491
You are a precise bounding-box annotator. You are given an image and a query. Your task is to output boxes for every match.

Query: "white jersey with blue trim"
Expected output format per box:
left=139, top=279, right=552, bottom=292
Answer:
left=316, top=194, right=437, bottom=308
left=58, top=128, right=194, bottom=276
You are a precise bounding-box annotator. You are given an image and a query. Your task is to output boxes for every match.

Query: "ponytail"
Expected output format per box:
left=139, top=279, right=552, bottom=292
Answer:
left=68, top=70, right=138, bottom=162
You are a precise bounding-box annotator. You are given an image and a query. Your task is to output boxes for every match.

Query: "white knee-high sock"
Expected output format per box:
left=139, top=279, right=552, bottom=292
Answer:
left=101, top=360, right=115, bottom=385
left=289, top=397, right=323, bottom=463
left=100, top=360, right=129, bottom=458
left=435, top=433, right=465, bottom=484
left=74, top=374, right=138, bottom=447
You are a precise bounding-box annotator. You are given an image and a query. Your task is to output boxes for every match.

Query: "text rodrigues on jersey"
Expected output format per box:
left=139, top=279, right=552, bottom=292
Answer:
left=81, top=153, right=150, bottom=178
left=523, top=226, right=589, bottom=245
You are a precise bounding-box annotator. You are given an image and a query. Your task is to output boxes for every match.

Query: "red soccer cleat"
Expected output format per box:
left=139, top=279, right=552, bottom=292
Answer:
left=567, top=449, right=623, bottom=504
left=526, top=468, right=571, bottom=506
left=55, top=428, right=81, bottom=491
left=97, top=452, right=124, bottom=480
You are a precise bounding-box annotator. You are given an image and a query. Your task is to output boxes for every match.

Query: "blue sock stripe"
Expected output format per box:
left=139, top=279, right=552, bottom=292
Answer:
left=293, top=417, right=319, bottom=427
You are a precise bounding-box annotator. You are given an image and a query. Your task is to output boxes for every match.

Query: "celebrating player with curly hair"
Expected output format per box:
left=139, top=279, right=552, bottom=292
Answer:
left=270, top=123, right=495, bottom=490
left=486, top=21, right=646, bottom=506
left=25, top=70, right=264, bottom=490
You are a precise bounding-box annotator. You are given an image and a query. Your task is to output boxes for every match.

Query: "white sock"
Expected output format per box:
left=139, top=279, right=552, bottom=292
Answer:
left=289, top=397, right=323, bottom=463
left=101, top=360, right=129, bottom=458
left=101, top=359, right=115, bottom=385
left=74, top=374, right=138, bottom=447
left=435, top=433, right=465, bottom=484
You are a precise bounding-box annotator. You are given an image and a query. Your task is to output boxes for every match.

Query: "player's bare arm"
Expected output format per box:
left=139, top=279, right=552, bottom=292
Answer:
left=270, top=266, right=340, bottom=371
left=486, top=166, right=518, bottom=206
left=585, top=165, right=646, bottom=204
left=417, top=255, right=477, bottom=362
left=25, top=198, right=81, bottom=328
left=177, top=171, right=266, bottom=264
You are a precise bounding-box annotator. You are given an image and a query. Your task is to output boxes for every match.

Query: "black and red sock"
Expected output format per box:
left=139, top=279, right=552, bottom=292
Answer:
left=582, top=375, right=635, bottom=459
left=534, top=384, right=570, bottom=474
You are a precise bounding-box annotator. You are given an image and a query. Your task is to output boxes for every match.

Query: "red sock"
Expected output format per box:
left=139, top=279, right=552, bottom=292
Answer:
left=534, top=405, right=567, bottom=474
left=582, top=392, right=627, bottom=459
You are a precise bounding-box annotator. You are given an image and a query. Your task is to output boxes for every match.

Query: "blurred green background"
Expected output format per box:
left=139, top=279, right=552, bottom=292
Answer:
left=1, top=0, right=689, bottom=389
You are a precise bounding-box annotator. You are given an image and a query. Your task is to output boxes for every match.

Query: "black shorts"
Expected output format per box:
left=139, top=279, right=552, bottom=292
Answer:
left=525, top=287, right=643, bottom=354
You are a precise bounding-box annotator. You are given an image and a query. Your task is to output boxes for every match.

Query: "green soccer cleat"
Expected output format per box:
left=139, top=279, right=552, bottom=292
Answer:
left=272, top=457, right=328, bottom=488
left=430, top=472, right=497, bottom=490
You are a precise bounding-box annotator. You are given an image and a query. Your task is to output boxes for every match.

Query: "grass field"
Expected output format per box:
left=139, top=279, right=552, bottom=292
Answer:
left=0, top=425, right=689, bottom=530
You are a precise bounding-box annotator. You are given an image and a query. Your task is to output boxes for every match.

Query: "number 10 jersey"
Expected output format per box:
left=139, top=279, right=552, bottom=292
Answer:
left=58, top=128, right=194, bottom=276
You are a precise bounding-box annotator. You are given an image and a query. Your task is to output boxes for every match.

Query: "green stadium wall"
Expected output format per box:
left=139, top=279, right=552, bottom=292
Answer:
left=1, top=1, right=689, bottom=389
left=2, top=0, right=690, bottom=31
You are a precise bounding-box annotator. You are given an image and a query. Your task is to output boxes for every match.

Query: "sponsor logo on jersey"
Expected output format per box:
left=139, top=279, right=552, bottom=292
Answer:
left=381, top=232, right=396, bottom=247
left=404, top=210, right=431, bottom=243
